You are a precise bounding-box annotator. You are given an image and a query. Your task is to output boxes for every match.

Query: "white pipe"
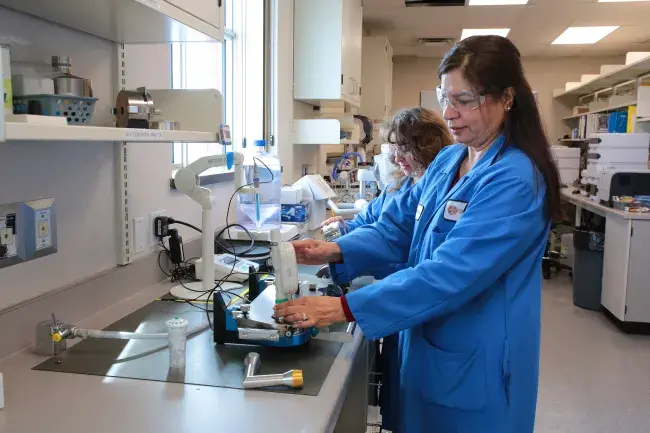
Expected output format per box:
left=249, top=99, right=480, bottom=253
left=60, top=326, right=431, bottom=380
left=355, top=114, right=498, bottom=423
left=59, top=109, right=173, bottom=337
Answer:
left=72, top=322, right=210, bottom=341
left=202, top=208, right=214, bottom=296
left=327, top=199, right=360, bottom=217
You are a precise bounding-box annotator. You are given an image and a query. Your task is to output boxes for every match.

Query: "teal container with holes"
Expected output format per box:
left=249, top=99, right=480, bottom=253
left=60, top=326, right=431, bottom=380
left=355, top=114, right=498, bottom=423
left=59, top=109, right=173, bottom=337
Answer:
left=13, top=94, right=97, bottom=125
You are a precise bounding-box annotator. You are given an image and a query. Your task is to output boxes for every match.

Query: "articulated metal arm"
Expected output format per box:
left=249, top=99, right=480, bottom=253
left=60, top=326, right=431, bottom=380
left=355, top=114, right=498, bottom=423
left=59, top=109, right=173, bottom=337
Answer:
left=174, top=152, right=248, bottom=210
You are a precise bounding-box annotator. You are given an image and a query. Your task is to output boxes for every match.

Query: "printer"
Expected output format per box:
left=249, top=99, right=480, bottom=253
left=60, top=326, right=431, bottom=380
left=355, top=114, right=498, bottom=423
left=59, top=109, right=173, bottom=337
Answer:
left=597, top=169, right=650, bottom=205
left=581, top=133, right=650, bottom=200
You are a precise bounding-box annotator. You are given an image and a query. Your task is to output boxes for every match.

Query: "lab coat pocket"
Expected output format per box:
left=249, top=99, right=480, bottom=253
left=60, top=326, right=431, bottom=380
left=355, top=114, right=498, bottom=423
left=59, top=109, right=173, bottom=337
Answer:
left=420, top=341, right=487, bottom=411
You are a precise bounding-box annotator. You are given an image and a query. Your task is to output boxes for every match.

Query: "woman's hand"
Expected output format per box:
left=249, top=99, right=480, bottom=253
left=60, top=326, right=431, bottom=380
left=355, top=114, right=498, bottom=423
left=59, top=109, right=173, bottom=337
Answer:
left=292, top=239, right=342, bottom=265
left=321, top=216, right=345, bottom=228
left=273, top=297, right=347, bottom=329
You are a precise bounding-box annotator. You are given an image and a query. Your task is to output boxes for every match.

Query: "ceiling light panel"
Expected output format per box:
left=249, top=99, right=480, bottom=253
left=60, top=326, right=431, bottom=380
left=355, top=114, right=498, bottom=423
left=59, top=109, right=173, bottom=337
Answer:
left=598, top=0, right=650, bottom=3
left=461, top=28, right=511, bottom=40
left=467, top=0, right=528, bottom=5
left=552, top=26, right=619, bottom=45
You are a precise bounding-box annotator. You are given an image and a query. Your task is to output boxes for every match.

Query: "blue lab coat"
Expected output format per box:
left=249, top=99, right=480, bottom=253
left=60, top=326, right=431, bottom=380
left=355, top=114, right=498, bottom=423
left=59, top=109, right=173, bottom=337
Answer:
left=334, top=178, right=413, bottom=280
left=332, top=179, right=413, bottom=431
left=335, top=135, right=549, bottom=433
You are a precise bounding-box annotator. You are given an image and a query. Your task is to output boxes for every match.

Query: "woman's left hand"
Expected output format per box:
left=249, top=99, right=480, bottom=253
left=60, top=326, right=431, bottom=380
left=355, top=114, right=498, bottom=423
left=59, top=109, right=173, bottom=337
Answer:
left=273, top=297, right=347, bottom=329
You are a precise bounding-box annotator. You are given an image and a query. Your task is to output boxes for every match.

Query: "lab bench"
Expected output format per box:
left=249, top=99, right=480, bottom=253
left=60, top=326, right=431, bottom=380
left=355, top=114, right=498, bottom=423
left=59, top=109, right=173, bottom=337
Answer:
left=0, top=277, right=370, bottom=433
left=561, top=187, right=650, bottom=331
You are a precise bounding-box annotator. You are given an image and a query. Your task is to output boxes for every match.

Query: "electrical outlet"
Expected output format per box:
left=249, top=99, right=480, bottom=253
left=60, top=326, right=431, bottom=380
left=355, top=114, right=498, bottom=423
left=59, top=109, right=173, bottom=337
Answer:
left=133, top=217, right=146, bottom=255
left=149, top=210, right=166, bottom=246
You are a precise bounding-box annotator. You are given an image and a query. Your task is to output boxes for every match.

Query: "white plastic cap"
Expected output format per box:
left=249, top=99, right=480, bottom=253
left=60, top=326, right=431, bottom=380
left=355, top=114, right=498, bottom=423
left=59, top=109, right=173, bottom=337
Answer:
left=166, top=317, right=188, bottom=329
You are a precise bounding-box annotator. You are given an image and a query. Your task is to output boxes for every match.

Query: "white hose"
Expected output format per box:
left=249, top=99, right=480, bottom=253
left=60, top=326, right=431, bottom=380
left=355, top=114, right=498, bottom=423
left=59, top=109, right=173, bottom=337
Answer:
left=73, top=322, right=210, bottom=341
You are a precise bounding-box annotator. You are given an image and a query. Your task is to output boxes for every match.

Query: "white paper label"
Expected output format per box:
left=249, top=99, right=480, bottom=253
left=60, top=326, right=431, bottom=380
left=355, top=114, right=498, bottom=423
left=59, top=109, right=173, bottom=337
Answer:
left=124, top=130, right=164, bottom=139
left=35, top=208, right=52, bottom=251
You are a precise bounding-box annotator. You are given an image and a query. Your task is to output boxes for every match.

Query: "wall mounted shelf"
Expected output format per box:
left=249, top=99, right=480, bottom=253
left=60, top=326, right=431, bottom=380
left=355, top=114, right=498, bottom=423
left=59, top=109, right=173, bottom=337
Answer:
left=562, top=101, right=637, bottom=121
left=0, top=0, right=221, bottom=43
left=554, top=56, right=650, bottom=102
left=2, top=123, right=218, bottom=143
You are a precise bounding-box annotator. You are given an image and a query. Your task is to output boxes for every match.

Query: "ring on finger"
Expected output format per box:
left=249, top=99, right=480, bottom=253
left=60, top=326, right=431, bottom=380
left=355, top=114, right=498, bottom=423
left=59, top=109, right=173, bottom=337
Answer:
left=302, top=312, right=307, bottom=322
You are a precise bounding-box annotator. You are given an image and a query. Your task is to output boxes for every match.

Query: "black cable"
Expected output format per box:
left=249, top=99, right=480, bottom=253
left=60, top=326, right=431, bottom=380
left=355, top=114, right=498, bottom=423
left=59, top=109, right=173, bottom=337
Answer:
left=172, top=220, right=202, bottom=233
left=157, top=250, right=172, bottom=277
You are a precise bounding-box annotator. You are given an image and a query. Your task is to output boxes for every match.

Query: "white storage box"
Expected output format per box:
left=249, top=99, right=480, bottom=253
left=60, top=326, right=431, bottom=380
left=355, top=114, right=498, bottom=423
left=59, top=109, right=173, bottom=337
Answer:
left=587, top=133, right=650, bottom=165
left=281, top=186, right=303, bottom=205
left=559, top=168, right=579, bottom=185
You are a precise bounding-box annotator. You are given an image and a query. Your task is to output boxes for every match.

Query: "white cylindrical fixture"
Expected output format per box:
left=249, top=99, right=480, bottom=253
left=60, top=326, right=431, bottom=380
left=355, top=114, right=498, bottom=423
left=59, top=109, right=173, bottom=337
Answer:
left=0, top=372, right=4, bottom=410
left=166, top=317, right=188, bottom=369
left=202, top=209, right=213, bottom=295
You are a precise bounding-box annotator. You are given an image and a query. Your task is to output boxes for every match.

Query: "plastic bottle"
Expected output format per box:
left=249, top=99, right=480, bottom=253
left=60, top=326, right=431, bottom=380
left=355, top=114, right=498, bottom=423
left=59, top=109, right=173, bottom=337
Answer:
left=237, top=140, right=282, bottom=232
left=166, top=317, right=188, bottom=369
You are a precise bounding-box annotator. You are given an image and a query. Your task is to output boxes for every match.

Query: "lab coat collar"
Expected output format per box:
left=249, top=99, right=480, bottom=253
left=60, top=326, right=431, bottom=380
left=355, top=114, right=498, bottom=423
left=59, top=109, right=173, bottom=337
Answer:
left=462, top=133, right=507, bottom=179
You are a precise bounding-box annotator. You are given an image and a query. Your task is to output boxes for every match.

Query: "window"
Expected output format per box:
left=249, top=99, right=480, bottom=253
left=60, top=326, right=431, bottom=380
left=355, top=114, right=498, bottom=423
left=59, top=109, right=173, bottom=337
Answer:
left=171, top=0, right=267, bottom=179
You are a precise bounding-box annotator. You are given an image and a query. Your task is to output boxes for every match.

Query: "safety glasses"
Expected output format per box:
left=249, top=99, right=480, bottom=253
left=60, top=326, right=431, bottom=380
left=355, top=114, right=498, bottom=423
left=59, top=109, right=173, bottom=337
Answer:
left=436, top=86, right=486, bottom=112
left=389, top=145, right=412, bottom=158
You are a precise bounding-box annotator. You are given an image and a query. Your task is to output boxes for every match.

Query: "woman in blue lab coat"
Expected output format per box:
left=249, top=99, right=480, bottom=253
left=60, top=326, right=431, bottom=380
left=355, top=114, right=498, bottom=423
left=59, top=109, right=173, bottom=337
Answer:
left=322, top=107, right=454, bottom=280
left=275, top=35, right=562, bottom=433
left=322, top=107, right=453, bottom=431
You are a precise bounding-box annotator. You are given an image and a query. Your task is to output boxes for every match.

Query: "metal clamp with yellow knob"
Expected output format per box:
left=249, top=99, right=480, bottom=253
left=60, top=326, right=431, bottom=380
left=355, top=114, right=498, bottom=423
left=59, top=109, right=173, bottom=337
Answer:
left=242, top=352, right=304, bottom=390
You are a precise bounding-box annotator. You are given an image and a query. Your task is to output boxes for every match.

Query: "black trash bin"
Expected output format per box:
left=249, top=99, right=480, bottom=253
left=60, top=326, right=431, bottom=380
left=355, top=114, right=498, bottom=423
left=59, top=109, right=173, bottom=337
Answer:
left=572, top=227, right=605, bottom=311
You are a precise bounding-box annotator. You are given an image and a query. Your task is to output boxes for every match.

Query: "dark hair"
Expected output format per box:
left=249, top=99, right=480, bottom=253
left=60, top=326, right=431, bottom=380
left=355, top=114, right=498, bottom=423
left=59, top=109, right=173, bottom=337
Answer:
left=382, top=107, right=454, bottom=191
left=438, top=35, right=561, bottom=221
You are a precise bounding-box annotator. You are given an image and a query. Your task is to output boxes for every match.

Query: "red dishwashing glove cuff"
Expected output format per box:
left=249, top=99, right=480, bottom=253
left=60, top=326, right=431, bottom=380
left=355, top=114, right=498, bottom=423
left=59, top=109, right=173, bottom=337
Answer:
left=340, top=295, right=355, bottom=322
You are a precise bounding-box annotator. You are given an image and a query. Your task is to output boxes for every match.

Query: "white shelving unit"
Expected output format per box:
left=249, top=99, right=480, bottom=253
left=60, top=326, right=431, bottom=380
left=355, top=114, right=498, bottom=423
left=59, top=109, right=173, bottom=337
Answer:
left=554, top=56, right=650, bottom=103
left=562, top=101, right=637, bottom=121
left=3, top=122, right=218, bottom=143
left=0, top=0, right=224, bottom=266
left=0, top=0, right=223, bottom=43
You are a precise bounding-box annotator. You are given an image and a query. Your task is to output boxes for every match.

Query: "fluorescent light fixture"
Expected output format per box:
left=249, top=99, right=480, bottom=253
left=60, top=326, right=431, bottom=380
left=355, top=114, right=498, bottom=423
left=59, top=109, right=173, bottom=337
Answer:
left=552, top=26, right=619, bottom=45
left=598, top=0, right=650, bottom=3
left=461, top=28, right=510, bottom=40
left=468, top=0, right=528, bottom=4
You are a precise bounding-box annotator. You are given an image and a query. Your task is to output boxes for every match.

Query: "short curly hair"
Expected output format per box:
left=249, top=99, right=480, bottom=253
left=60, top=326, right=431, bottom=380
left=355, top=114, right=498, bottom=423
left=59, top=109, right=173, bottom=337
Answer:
left=382, top=107, right=454, bottom=190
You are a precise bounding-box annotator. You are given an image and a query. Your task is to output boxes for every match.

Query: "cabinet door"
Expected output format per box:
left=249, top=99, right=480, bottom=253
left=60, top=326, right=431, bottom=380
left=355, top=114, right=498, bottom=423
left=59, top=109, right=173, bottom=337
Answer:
left=166, top=0, right=221, bottom=28
left=340, top=0, right=352, bottom=98
left=601, top=215, right=632, bottom=320
left=350, top=0, right=363, bottom=105
left=385, top=40, right=393, bottom=119
left=624, top=220, right=650, bottom=322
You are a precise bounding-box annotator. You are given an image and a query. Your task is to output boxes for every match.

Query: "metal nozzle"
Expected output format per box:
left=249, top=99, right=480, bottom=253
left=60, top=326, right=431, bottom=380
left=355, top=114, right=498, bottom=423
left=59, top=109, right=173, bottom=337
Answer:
left=242, top=352, right=304, bottom=389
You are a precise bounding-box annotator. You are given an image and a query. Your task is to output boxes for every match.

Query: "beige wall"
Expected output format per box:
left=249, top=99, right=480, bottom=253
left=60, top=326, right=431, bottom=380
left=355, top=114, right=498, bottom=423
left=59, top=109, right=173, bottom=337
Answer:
left=392, top=55, right=625, bottom=142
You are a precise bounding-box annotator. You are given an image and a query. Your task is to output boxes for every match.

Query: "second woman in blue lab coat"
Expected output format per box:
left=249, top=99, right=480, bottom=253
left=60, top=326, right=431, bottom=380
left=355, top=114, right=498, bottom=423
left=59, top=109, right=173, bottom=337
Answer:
left=274, top=35, right=562, bottom=433
left=322, top=107, right=454, bottom=280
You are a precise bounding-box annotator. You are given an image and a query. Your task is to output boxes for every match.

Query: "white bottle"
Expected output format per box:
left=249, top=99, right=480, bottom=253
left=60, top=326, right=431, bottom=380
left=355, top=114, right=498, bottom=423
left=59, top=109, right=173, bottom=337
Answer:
left=166, top=317, right=188, bottom=369
left=0, top=372, right=4, bottom=409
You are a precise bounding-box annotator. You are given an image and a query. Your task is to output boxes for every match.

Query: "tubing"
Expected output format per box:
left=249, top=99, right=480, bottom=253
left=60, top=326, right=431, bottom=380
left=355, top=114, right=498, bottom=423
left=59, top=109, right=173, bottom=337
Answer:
left=71, top=322, right=210, bottom=341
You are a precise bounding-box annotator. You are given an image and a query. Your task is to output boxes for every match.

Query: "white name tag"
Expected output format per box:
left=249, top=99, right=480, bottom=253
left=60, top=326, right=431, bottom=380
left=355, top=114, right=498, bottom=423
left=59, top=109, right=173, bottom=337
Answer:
left=415, top=204, right=424, bottom=221
left=443, top=200, right=468, bottom=222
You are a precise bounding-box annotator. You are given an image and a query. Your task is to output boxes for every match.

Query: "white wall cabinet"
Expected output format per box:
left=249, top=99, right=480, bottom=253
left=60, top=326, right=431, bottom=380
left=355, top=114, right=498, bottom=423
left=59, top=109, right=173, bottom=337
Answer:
left=360, top=36, right=393, bottom=121
left=293, top=0, right=363, bottom=107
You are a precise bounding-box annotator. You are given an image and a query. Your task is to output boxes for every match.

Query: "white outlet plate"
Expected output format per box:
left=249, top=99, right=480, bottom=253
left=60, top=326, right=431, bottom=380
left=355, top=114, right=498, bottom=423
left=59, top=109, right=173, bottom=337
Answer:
left=149, top=210, right=166, bottom=246
left=133, top=217, right=146, bottom=254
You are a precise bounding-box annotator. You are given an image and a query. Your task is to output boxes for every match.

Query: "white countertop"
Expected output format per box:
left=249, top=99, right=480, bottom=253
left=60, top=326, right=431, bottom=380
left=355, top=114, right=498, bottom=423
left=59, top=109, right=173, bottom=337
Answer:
left=0, top=280, right=365, bottom=433
left=561, top=187, right=650, bottom=220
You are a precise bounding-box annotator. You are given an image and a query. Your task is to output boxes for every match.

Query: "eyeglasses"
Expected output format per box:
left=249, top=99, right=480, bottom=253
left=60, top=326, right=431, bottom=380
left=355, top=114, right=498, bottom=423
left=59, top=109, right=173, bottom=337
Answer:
left=389, top=145, right=412, bottom=158
left=436, top=86, right=486, bottom=112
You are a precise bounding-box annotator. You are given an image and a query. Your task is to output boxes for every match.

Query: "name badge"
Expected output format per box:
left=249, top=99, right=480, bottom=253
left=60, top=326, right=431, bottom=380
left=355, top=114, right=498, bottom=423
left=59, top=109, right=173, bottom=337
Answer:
left=443, top=200, right=468, bottom=222
left=415, top=204, right=424, bottom=221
